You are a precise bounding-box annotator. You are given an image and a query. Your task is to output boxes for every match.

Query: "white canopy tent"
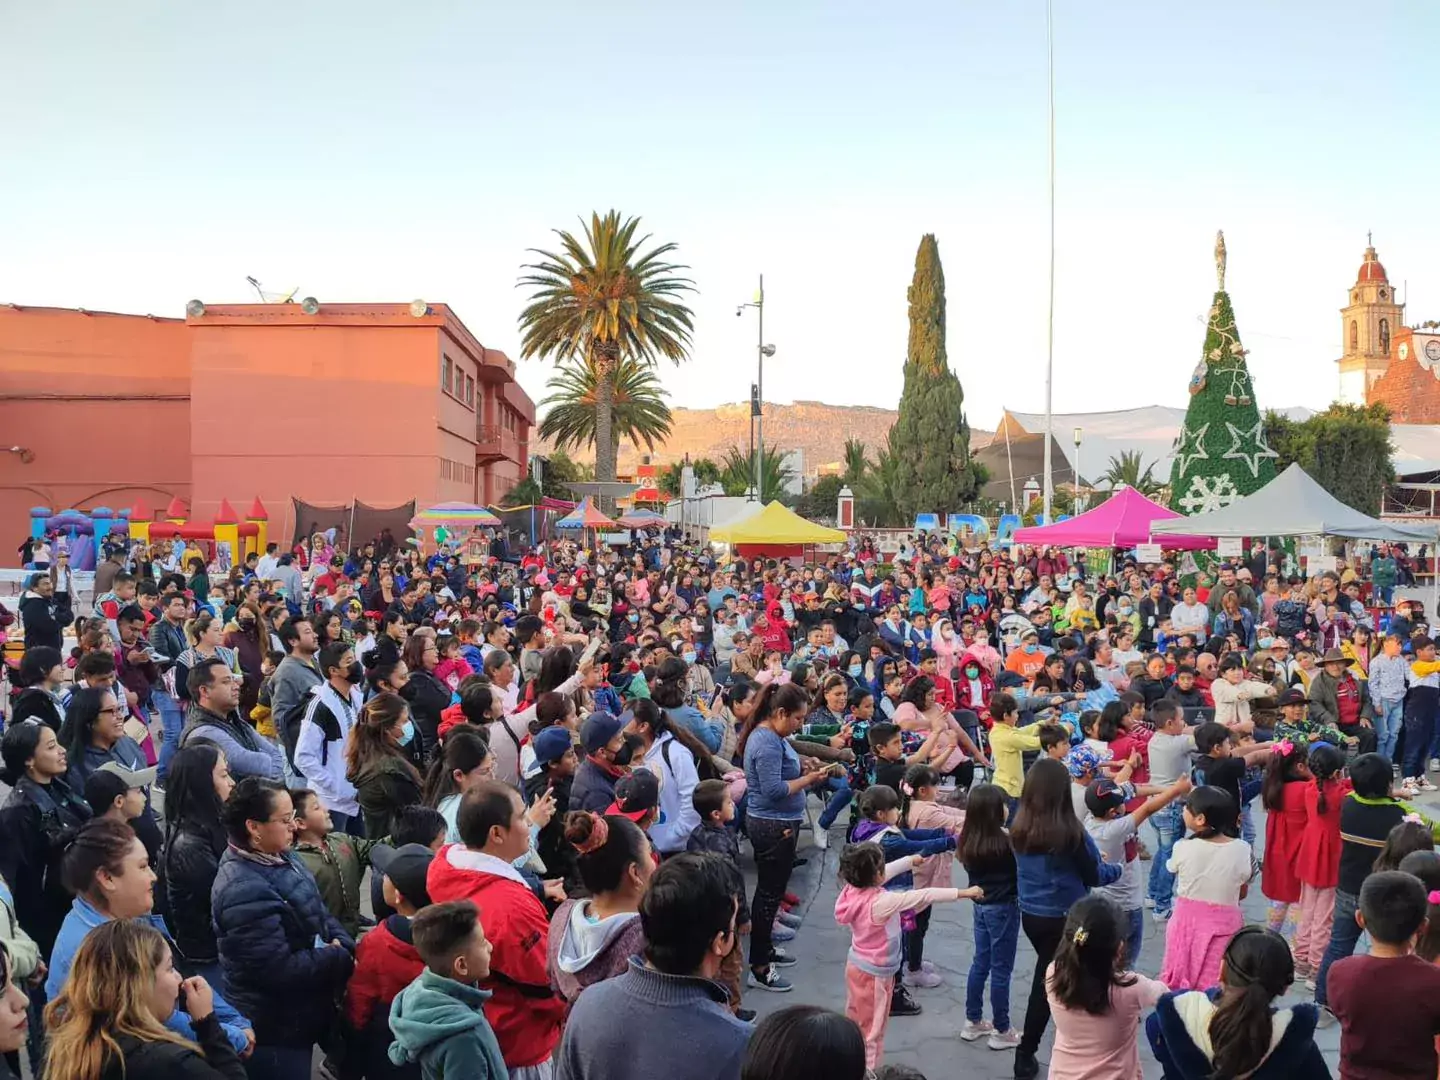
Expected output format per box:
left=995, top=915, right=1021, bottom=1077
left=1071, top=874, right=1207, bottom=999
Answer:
left=1150, top=464, right=1437, bottom=543
left=1152, top=463, right=1440, bottom=617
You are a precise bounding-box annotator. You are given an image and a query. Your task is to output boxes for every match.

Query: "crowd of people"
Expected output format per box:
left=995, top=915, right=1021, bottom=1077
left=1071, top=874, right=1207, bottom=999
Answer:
left=3, top=525, right=1440, bottom=1079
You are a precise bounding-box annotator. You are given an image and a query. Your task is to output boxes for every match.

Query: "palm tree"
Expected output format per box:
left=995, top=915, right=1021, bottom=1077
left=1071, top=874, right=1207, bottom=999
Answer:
left=842, top=438, right=870, bottom=485
left=855, top=446, right=905, bottom=526
left=538, top=357, right=674, bottom=464
left=719, top=446, right=793, bottom=500
left=518, top=211, right=695, bottom=497
left=658, top=457, right=721, bottom=498
left=1100, top=450, right=1163, bottom=496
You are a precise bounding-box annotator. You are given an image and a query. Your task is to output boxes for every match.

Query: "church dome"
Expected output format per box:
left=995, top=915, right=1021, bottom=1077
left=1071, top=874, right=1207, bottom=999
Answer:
left=1358, top=245, right=1388, bottom=283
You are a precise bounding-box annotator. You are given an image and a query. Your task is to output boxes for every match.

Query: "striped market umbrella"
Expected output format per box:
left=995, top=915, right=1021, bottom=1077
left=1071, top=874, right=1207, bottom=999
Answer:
left=616, top=508, right=666, bottom=528
left=408, top=501, right=501, bottom=530
left=554, top=497, right=618, bottom=531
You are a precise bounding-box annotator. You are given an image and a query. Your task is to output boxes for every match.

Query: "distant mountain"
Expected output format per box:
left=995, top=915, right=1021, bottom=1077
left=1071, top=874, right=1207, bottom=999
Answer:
left=536, top=400, right=898, bottom=475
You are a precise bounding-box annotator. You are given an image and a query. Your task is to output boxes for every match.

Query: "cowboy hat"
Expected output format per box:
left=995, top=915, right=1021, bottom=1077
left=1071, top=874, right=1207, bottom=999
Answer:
left=1318, top=648, right=1348, bottom=666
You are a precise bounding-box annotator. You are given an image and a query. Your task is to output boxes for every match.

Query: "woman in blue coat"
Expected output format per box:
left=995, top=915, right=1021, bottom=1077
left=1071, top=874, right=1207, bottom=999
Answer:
left=212, top=778, right=355, bottom=1080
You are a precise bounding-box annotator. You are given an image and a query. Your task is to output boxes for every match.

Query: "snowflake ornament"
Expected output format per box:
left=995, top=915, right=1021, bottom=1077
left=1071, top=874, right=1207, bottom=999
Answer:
left=1178, top=474, right=1239, bottom=515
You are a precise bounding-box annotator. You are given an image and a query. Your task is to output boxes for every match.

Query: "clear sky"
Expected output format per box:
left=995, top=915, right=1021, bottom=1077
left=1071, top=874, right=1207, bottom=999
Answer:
left=3, top=1, right=1437, bottom=431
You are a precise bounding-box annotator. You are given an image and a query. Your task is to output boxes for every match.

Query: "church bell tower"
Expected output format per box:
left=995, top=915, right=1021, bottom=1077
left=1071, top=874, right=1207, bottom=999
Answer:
left=1337, top=237, right=1405, bottom=405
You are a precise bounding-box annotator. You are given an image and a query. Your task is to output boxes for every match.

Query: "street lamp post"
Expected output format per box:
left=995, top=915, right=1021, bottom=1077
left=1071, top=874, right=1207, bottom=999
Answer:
left=1073, top=426, right=1083, bottom=512
left=737, top=275, right=774, bottom=501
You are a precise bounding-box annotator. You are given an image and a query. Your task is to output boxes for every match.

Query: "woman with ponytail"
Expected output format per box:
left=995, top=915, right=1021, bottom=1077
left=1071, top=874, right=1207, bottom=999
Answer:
left=422, top=726, right=495, bottom=843
left=1147, top=926, right=1330, bottom=1078
left=622, top=699, right=715, bottom=857
left=544, top=811, right=652, bottom=1005
left=740, top=680, right=831, bottom=993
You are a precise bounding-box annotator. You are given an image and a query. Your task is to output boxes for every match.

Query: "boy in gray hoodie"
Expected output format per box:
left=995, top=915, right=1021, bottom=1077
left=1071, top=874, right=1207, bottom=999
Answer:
left=389, top=900, right=507, bottom=1080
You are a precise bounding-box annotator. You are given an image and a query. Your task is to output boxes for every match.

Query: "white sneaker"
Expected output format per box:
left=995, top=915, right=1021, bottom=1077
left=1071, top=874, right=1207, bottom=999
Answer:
left=959, top=1019, right=994, bottom=1042
left=1418, top=777, right=1439, bottom=793
left=903, top=967, right=944, bottom=988
left=988, top=1028, right=1022, bottom=1050
left=812, top=822, right=830, bottom=850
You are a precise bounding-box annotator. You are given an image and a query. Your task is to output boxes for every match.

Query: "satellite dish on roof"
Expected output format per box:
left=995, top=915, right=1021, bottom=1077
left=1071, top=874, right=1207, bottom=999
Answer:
left=185, top=299, right=205, bottom=318
left=300, top=297, right=320, bottom=315
left=410, top=299, right=429, bottom=318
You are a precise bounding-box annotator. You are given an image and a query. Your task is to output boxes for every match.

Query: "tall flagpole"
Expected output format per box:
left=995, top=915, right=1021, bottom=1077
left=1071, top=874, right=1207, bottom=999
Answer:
left=1042, top=0, right=1056, bottom=520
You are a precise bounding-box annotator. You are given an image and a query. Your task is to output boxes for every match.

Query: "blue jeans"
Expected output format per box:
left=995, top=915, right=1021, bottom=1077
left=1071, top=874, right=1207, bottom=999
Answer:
left=1403, top=690, right=1437, bottom=779
left=154, top=691, right=185, bottom=784
left=1376, top=699, right=1404, bottom=764
left=817, top=776, right=853, bottom=830
left=1123, top=907, right=1144, bottom=971
left=1147, top=802, right=1184, bottom=915
left=966, top=900, right=1020, bottom=1031
left=1314, top=889, right=1361, bottom=1008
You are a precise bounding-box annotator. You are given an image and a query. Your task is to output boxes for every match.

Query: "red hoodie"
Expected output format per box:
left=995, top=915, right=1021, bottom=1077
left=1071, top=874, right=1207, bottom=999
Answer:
left=426, top=844, right=565, bottom=1068
left=344, top=915, right=424, bottom=1031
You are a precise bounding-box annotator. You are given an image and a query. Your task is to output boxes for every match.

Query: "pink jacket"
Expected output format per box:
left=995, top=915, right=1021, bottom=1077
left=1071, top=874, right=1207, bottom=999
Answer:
left=834, top=858, right=957, bottom=977
left=905, top=801, right=965, bottom=891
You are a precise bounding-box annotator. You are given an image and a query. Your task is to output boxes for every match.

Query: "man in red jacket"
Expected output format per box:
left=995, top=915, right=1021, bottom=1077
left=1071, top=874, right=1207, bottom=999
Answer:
left=426, top=781, right=565, bottom=1074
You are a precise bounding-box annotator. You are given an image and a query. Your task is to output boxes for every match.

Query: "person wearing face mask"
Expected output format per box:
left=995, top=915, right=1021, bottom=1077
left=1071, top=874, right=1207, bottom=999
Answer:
left=224, top=601, right=266, bottom=718
left=346, top=692, right=425, bottom=840
left=571, top=712, right=642, bottom=814
left=1005, top=629, right=1049, bottom=682
left=294, top=642, right=365, bottom=837
left=955, top=656, right=996, bottom=718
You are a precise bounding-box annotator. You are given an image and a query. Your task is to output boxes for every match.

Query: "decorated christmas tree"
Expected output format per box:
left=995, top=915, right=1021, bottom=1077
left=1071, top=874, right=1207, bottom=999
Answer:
left=1169, top=232, right=1278, bottom=515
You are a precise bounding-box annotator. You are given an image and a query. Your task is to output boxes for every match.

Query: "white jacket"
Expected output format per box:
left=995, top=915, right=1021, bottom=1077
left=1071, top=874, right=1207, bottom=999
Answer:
left=294, top=681, right=362, bottom=817
left=643, top=731, right=701, bottom=856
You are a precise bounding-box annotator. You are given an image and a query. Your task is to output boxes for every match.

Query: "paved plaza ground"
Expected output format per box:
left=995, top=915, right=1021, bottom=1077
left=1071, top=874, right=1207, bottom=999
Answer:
left=739, top=798, right=1373, bottom=1079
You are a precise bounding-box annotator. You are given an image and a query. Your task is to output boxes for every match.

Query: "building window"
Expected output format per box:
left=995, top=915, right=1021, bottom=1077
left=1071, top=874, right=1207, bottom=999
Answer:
left=442, top=355, right=453, bottom=394
left=1350, top=320, right=1358, bottom=351
left=465, top=374, right=475, bottom=407
left=1380, top=318, right=1390, bottom=355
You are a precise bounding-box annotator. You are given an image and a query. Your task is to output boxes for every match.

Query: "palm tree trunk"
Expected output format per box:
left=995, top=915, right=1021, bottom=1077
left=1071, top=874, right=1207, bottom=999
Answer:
left=592, top=348, right=617, bottom=510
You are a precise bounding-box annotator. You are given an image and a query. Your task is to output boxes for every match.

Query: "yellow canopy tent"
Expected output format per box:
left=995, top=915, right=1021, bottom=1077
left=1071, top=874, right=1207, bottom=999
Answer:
left=708, top=501, right=846, bottom=545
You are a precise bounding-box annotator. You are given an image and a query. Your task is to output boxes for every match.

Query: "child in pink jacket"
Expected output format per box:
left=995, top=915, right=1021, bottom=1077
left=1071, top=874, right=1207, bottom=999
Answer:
left=834, top=841, right=982, bottom=1070
left=901, top=763, right=966, bottom=987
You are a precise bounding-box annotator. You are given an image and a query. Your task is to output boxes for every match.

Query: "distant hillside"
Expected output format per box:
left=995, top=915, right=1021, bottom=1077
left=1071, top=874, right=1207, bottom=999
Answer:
left=536, top=401, right=899, bottom=475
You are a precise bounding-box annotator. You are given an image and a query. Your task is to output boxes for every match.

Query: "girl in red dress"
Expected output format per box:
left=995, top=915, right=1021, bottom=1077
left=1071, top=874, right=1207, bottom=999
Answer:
left=1259, top=742, right=1310, bottom=942
left=1292, top=744, right=1350, bottom=980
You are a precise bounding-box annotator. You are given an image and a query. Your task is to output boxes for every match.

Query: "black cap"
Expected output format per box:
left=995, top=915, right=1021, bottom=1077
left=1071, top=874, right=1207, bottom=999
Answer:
left=372, top=843, right=434, bottom=908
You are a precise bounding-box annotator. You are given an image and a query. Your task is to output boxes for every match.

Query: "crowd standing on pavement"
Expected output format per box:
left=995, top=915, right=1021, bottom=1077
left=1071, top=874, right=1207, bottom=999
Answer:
left=3, top=524, right=1440, bottom=1078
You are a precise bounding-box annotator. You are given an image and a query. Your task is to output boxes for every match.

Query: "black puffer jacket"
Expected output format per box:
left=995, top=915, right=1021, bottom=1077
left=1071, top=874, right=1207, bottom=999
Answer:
left=10, top=687, right=63, bottom=730
left=164, top=820, right=227, bottom=965
left=18, top=591, right=61, bottom=651
left=0, top=775, right=91, bottom=957
left=399, top=670, right=450, bottom=759
left=98, top=1013, right=247, bottom=1080
left=211, top=848, right=354, bottom=1047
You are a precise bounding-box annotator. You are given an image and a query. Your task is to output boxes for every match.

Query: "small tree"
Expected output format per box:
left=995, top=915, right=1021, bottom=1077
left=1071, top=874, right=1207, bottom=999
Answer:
left=500, top=476, right=543, bottom=506
left=842, top=438, right=870, bottom=486
left=1100, top=450, right=1163, bottom=497
left=719, top=446, right=793, bottom=499
left=1264, top=402, right=1394, bottom=515
left=537, top=450, right=592, bottom=502
left=797, top=475, right=845, bottom=522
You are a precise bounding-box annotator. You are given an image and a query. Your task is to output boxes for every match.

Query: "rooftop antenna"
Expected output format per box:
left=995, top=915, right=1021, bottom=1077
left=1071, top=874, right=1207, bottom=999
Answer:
left=245, top=276, right=299, bottom=303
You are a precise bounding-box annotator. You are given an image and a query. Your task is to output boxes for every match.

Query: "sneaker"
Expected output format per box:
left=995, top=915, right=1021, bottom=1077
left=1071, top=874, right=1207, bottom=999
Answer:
left=783, top=891, right=801, bottom=906
left=1014, top=1048, right=1040, bottom=1078
left=770, top=921, right=796, bottom=943
left=736, top=1008, right=757, bottom=1022
left=769, top=948, right=798, bottom=968
left=919, top=960, right=936, bottom=975
left=1419, top=777, right=1439, bottom=793
left=1315, top=1006, right=1336, bottom=1029
left=1293, top=962, right=1311, bottom=980
left=1304, top=976, right=1317, bottom=990
left=1152, top=908, right=1172, bottom=923
left=812, top=821, right=830, bottom=850
left=889, top=985, right=923, bottom=1016
left=793, top=856, right=809, bottom=867
left=903, top=967, right=944, bottom=988
left=959, top=1019, right=995, bottom=1041
left=747, top=967, right=793, bottom=993
left=988, top=1028, right=1022, bottom=1051
left=776, top=909, right=804, bottom=929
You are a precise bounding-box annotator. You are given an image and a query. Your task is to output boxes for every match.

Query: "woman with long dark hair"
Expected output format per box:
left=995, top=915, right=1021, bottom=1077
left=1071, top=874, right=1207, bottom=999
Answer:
left=398, top=634, right=449, bottom=756
left=739, top=681, right=830, bottom=993
left=1009, top=757, right=1120, bottom=1079
left=0, top=722, right=91, bottom=958
left=162, top=745, right=235, bottom=986
left=223, top=602, right=266, bottom=718
left=422, top=726, right=495, bottom=843
left=345, top=691, right=424, bottom=839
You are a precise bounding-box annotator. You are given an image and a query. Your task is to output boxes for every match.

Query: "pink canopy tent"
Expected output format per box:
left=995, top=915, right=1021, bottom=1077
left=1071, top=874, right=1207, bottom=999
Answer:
left=1012, top=488, right=1216, bottom=550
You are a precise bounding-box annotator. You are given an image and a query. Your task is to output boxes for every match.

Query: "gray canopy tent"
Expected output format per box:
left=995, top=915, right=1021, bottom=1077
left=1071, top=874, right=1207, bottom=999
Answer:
left=1152, top=463, right=1440, bottom=613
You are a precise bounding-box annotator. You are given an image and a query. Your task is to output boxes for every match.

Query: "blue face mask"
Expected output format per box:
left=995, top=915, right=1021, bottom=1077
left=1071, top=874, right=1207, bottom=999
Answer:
left=847, top=663, right=863, bottom=678
left=398, top=719, right=415, bottom=746
left=682, top=651, right=697, bottom=665
left=1023, top=642, right=1039, bottom=654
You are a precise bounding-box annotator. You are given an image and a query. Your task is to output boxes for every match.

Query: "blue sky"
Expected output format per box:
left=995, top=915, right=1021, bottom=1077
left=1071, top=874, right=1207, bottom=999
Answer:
left=2, top=1, right=1437, bottom=430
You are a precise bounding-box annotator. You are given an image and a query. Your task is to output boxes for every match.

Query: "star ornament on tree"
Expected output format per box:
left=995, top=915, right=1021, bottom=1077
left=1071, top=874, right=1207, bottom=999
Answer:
left=1221, top=420, right=1279, bottom=478
left=1173, top=422, right=1210, bottom=478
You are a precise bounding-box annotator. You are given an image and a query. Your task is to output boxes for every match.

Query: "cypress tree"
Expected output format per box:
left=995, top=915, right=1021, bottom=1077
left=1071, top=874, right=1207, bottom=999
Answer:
left=1169, top=232, right=1278, bottom=514
left=889, top=234, right=983, bottom=521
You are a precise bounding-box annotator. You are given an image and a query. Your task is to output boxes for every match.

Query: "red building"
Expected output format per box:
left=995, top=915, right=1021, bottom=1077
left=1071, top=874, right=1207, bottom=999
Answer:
left=0, top=300, right=533, bottom=546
